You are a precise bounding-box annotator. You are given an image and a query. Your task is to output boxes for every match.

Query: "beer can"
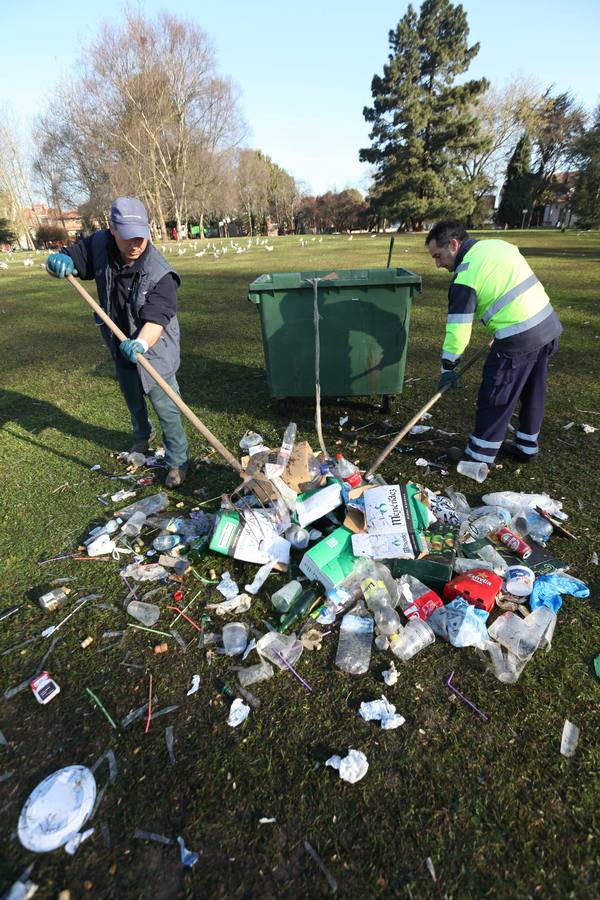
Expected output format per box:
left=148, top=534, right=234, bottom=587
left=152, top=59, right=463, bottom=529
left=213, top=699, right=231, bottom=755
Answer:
left=496, top=527, right=532, bottom=559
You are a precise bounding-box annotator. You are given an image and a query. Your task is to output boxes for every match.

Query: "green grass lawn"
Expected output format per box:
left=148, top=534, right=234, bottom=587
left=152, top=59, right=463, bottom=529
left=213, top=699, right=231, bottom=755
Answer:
left=0, top=230, right=599, bottom=898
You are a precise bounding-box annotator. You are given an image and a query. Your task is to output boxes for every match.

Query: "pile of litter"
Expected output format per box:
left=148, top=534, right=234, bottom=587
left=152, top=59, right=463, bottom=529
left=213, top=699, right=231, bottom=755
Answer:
left=3, top=422, right=591, bottom=882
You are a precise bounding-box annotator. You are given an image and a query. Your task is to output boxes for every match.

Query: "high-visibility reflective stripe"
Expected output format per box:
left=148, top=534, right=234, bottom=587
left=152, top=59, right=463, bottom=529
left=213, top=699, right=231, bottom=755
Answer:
left=469, top=433, right=503, bottom=449
left=447, top=313, right=474, bottom=324
left=454, top=262, right=470, bottom=273
left=442, top=350, right=462, bottom=363
left=516, top=430, right=539, bottom=442
left=482, top=274, right=540, bottom=324
left=495, top=303, right=552, bottom=340
left=514, top=442, right=538, bottom=455
left=465, top=446, right=496, bottom=463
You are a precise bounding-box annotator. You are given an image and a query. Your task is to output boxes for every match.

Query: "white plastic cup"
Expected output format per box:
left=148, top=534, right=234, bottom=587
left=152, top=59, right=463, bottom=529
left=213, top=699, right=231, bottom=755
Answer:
left=391, top=619, right=435, bottom=662
left=503, top=565, right=535, bottom=597
left=457, top=460, right=489, bottom=483
left=222, top=622, right=248, bottom=656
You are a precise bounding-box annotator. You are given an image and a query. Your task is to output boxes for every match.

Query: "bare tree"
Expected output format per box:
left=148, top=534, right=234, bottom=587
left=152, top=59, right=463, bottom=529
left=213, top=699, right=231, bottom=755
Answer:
left=235, top=150, right=269, bottom=235
left=0, top=108, right=39, bottom=248
left=36, top=10, right=245, bottom=238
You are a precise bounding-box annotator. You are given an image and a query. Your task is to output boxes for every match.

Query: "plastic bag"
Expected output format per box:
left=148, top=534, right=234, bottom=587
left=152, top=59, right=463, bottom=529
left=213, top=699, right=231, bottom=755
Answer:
left=529, top=573, right=589, bottom=613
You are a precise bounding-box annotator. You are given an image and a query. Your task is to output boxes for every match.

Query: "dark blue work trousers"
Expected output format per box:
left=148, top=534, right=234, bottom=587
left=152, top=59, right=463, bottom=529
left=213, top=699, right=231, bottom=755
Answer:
left=464, top=339, right=558, bottom=464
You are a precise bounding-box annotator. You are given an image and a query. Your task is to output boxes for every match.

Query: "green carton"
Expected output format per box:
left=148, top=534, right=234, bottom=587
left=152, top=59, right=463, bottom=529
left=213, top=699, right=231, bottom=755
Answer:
left=299, top=526, right=358, bottom=592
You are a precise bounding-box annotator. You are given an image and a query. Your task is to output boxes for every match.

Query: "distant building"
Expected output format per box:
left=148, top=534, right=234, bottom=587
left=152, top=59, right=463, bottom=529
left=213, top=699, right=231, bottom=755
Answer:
left=22, top=204, right=84, bottom=241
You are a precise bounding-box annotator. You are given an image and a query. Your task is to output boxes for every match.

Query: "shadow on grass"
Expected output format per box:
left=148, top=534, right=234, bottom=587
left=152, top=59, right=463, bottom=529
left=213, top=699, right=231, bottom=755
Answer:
left=0, top=389, right=130, bottom=468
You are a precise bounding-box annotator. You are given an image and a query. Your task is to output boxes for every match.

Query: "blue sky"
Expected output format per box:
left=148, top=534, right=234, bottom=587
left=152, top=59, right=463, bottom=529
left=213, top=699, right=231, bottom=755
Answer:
left=2, top=0, right=598, bottom=196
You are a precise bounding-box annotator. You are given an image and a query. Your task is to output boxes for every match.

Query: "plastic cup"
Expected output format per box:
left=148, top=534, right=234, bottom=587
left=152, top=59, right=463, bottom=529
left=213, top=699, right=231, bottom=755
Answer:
left=391, top=618, right=435, bottom=661
left=457, top=460, right=489, bottom=483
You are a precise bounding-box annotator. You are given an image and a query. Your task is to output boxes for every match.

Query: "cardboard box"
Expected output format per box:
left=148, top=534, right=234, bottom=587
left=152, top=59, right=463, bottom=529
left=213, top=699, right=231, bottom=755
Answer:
left=352, top=483, right=430, bottom=559
left=299, top=526, right=358, bottom=591
left=281, top=441, right=325, bottom=493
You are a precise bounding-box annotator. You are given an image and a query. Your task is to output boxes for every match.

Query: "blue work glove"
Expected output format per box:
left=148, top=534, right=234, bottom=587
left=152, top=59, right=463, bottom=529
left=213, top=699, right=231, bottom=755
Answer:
left=119, top=338, right=148, bottom=363
left=437, top=369, right=459, bottom=391
left=46, top=252, right=77, bottom=278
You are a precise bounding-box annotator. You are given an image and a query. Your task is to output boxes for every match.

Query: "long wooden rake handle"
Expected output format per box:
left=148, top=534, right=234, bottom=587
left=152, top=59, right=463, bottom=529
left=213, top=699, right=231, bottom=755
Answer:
left=66, top=274, right=243, bottom=474
left=365, top=340, right=493, bottom=480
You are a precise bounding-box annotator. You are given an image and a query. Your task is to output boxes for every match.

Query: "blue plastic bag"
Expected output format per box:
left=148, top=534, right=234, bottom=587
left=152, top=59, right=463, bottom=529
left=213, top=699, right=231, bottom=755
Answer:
left=428, top=598, right=489, bottom=648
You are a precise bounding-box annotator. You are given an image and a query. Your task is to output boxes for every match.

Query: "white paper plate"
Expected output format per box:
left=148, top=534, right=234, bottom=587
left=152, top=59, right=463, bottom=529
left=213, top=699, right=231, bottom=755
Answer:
left=18, top=765, right=96, bottom=852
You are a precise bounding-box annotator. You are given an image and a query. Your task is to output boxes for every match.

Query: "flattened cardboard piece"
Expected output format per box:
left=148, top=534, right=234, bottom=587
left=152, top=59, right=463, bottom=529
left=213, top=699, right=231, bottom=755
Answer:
left=281, top=441, right=321, bottom=493
left=343, top=484, right=377, bottom=534
left=299, top=526, right=358, bottom=591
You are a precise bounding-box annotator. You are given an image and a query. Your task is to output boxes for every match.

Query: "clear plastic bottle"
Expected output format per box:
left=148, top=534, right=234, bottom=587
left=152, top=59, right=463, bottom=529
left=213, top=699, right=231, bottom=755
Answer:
left=335, top=603, right=373, bottom=674
left=222, top=622, right=248, bottom=656
left=512, top=509, right=553, bottom=545
left=122, top=510, right=147, bottom=537
left=153, top=533, right=182, bottom=552
left=117, top=492, right=169, bottom=519
left=277, top=422, right=297, bottom=470
left=389, top=618, right=435, bottom=661
left=360, top=572, right=401, bottom=636
left=334, top=453, right=362, bottom=488
left=457, top=460, right=489, bottom=483
left=469, top=508, right=511, bottom=538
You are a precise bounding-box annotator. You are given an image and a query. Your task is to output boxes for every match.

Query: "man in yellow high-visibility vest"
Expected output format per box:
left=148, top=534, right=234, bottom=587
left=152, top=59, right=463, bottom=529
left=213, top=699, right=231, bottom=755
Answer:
left=426, top=220, right=562, bottom=467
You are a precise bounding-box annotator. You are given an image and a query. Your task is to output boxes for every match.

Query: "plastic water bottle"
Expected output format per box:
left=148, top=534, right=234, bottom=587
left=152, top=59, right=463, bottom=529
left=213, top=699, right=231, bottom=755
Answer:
left=38, top=587, right=71, bottom=612
left=469, top=508, right=511, bottom=538
left=122, top=510, right=147, bottom=537
left=513, top=509, right=553, bottom=545
left=335, top=605, right=373, bottom=674
left=360, top=575, right=401, bottom=636
left=222, top=622, right=248, bottom=656
left=153, top=533, right=182, bottom=552
left=277, top=422, right=297, bottom=470
left=457, top=460, right=489, bottom=483
left=334, top=453, right=362, bottom=488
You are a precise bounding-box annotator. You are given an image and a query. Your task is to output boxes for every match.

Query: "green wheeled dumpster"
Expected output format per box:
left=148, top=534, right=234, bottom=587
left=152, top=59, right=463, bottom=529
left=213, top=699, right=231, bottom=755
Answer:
left=248, top=267, right=421, bottom=404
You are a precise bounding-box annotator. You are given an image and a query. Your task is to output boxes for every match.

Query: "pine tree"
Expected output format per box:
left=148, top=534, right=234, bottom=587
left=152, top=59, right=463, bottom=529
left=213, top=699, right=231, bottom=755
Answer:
left=497, top=134, right=535, bottom=228
left=360, top=0, right=489, bottom=230
left=572, top=106, right=600, bottom=229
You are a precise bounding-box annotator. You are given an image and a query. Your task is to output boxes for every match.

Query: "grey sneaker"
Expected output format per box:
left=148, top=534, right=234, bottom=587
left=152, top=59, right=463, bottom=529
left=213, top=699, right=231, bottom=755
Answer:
left=165, top=465, right=188, bottom=488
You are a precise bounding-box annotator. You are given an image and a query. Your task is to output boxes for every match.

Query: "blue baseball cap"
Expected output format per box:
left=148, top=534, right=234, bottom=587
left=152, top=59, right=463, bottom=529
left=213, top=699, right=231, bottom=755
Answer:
left=110, top=197, right=150, bottom=240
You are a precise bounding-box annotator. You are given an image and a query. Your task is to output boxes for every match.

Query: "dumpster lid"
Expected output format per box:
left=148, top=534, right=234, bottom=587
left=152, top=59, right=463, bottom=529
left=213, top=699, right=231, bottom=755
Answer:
left=249, top=267, right=422, bottom=292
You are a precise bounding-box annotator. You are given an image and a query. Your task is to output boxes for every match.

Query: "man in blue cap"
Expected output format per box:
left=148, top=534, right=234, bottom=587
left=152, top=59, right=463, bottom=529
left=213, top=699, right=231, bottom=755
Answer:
left=47, top=197, right=189, bottom=488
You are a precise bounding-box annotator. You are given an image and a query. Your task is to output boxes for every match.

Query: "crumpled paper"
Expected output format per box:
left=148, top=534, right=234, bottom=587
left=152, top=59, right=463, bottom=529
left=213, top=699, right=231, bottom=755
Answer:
left=359, top=695, right=405, bottom=730
left=382, top=661, right=399, bottom=686
left=326, top=749, right=368, bottom=783
left=227, top=698, right=251, bottom=727
left=186, top=675, right=201, bottom=696
left=206, top=593, right=252, bottom=616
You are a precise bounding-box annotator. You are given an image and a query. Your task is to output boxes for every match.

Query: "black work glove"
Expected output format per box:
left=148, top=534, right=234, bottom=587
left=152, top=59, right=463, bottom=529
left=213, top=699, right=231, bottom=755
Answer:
left=437, top=370, right=459, bottom=391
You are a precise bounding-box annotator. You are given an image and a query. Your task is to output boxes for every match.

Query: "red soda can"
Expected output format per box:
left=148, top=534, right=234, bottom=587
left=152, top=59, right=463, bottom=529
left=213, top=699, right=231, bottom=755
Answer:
left=496, top=527, right=532, bottom=559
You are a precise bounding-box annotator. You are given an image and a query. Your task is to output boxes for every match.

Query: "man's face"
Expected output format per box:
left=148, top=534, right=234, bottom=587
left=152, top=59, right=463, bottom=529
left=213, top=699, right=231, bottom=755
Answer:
left=109, top=225, right=148, bottom=265
left=427, top=238, right=461, bottom=271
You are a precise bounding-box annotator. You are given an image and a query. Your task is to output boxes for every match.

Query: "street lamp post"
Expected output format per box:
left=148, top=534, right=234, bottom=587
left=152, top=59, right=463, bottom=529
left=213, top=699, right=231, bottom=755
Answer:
left=521, top=209, right=528, bottom=229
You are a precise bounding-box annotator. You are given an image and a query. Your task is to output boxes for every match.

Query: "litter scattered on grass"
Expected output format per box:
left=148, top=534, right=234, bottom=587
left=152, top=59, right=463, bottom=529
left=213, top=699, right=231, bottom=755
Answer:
left=326, top=749, right=369, bottom=783
left=186, top=675, right=201, bottom=696
left=227, top=698, right=251, bottom=727
left=359, top=696, right=406, bottom=730
left=177, top=835, right=199, bottom=867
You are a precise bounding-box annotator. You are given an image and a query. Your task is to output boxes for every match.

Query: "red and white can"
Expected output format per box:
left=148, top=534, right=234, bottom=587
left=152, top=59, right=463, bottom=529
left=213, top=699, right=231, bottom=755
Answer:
left=496, top=527, right=532, bottom=559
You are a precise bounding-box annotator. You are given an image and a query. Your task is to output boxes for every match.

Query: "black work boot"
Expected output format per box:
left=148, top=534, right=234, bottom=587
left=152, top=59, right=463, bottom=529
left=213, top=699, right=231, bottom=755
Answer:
left=447, top=446, right=466, bottom=463
left=500, top=441, right=538, bottom=463
left=165, top=465, right=188, bottom=489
